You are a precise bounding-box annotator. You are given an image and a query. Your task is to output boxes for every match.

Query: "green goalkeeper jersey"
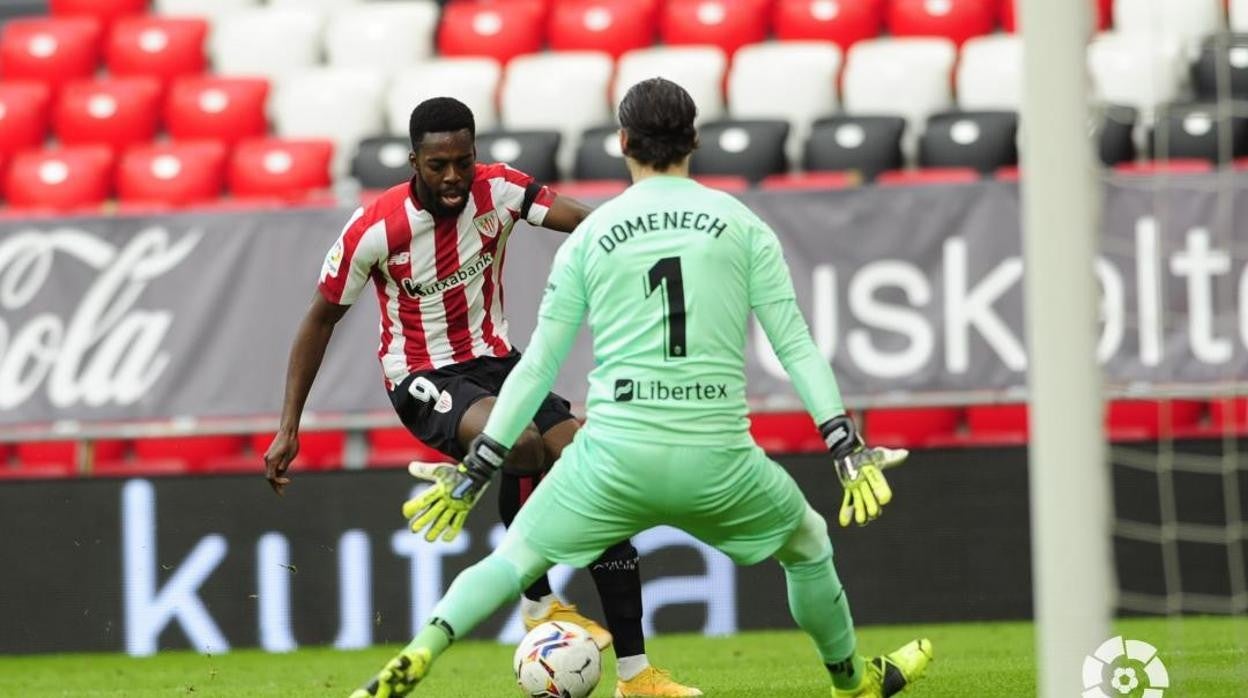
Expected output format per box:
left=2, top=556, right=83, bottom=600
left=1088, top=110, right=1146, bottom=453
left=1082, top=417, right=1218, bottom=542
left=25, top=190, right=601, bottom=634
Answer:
left=482, top=175, right=848, bottom=449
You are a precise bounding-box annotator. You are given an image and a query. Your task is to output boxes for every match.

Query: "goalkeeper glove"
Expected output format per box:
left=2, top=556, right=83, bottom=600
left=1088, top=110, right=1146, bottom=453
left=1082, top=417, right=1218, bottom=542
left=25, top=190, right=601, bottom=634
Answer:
left=820, top=414, right=908, bottom=527
left=402, top=434, right=508, bottom=542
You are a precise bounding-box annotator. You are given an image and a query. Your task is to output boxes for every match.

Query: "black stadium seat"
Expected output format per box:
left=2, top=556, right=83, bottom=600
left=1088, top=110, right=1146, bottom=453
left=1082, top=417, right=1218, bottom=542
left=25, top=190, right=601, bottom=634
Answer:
left=1098, top=104, right=1138, bottom=167
left=919, top=111, right=1019, bottom=173
left=1191, top=34, right=1248, bottom=101
left=690, top=119, right=789, bottom=182
left=1151, top=102, right=1248, bottom=164
left=575, top=124, right=629, bottom=181
left=475, top=130, right=561, bottom=183
left=804, top=115, right=904, bottom=181
left=352, top=135, right=412, bottom=189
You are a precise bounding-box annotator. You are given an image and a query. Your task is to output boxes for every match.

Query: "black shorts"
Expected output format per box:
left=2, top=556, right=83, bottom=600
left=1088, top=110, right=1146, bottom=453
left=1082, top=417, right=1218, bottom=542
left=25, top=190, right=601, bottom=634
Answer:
left=388, top=351, right=575, bottom=461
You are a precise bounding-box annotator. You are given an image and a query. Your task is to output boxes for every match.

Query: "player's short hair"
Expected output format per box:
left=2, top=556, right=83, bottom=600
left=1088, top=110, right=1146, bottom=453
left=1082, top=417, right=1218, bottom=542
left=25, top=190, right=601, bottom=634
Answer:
left=409, top=97, right=476, bottom=151
left=618, top=77, right=698, bottom=170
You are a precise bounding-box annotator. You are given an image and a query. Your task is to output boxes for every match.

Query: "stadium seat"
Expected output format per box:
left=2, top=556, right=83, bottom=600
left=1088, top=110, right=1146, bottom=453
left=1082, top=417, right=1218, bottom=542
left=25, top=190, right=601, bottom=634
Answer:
left=105, top=16, right=209, bottom=84
left=842, top=38, right=957, bottom=144
left=919, top=111, right=1019, bottom=173
left=0, top=82, right=52, bottom=156
left=117, top=140, right=227, bottom=207
left=249, top=431, right=345, bottom=470
left=864, top=406, right=963, bottom=448
left=53, top=77, right=162, bottom=151
left=476, top=130, right=561, bottom=183
left=0, top=17, right=101, bottom=90
left=728, top=41, right=842, bottom=167
left=887, top=0, right=997, bottom=46
left=660, top=0, right=770, bottom=55
left=1001, top=0, right=1111, bottom=31
left=1106, top=400, right=1205, bottom=441
left=804, top=115, right=906, bottom=180
left=1151, top=102, right=1248, bottom=164
left=153, top=0, right=261, bottom=23
left=1210, top=397, right=1248, bottom=433
left=548, top=0, right=655, bottom=58
left=957, top=35, right=1023, bottom=111
left=1087, top=32, right=1186, bottom=120
left=574, top=124, right=629, bottom=181
left=271, top=68, right=386, bottom=176
left=773, top=0, right=886, bottom=49
left=1236, top=0, right=1248, bottom=32
left=228, top=137, right=334, bottom=199
left=690, top=119, right=790, bottom=182
left=209, top=8, right=323, bottom=83
left=1112, top=0, right=1222, bottom=49
left=1098, top=104, right=1138, bottom=166
left=1191, top=34, right=1248, bottom=101
left=615, top=46, right=728, bottom=124
left=353, top=135, right=412, bottom=189
left=437, top=0, right=544, bottom=64
left=4, top=145, right=113, bottom=211
left=966, top=403, right=1027, bottom=444
left=748, top=412, right=826, bottom=453
left=368, top=426, right=450, bottom=467
left=131, top=434, right=249, bottom=472
left=876, top=167, right=979, bottom=185
left=49, top=0, right=145, bottom=29
left=388, top=58, right=502, bottom=135
left=501, top=51, right=614, bottom=176
left=760, top=171, right=858, bottom=190
left=165, top=76, right=270, bottom=144
left=325, top=2, right=440, bottom=73
left=13, top=439, right=126, bottom=471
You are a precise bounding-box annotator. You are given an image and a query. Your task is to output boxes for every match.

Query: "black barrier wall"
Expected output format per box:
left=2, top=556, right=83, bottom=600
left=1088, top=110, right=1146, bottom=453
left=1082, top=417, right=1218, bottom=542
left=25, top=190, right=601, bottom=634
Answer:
left=0, top=441, right=1239, bottom=655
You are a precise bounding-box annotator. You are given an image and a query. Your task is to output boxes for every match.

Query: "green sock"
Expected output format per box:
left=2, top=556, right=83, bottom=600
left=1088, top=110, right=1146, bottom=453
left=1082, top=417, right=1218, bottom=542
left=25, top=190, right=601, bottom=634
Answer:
left=782, top=552, right=862, bottom=690
left=404, top=553, right=524, bottom=660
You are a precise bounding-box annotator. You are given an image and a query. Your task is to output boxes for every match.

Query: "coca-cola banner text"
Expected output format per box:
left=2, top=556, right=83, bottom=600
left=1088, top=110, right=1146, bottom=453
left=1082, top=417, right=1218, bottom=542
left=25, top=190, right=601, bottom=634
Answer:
left=3, top=177, right=1247, bottom=426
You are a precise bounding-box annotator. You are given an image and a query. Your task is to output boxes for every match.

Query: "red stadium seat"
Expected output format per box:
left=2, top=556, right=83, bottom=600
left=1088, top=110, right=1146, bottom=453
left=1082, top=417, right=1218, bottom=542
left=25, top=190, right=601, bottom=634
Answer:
left=661, top=0, right=771, bottom=55
left=14, top=439, right=127, bottom=468
left=368, top=427, right=451, bottom=468
left=131, top=434, right=249, bottom=472
left=876, top=167, right=980, bottom=186
left=117, top=141, right=227, bottom=207
left=438, top=1, right=545, bottom=64
left=760, top=172, right=859, bottom=190
left=1106, top=400, right=1205, bottom=441
left=774, top=0, right=886, bottom=49
left=165, top=76, right=269, bottom=144
left=966, top=403, right=1028, bottom=444
left=228, top=138, right=333, bottom=199
left=864, top=406, right=964, bottom=447
left=4, top=145, right=113, bottom=211
left=887, top=0, right=997, bottom=46
left=249, top=431, right=345, bottom=470
left=548, top=0, right=656, bottom=58
left=106, top=16, right=209, bottom=84
left=50, top=0, right=147, bottom=29
left=1001, top=0, right=1110, bottom=31
left=1210, top=397, right=1248, bottom=434
left=0, top=82, right=52, bottom=155
left=0, top=17, right=102, bottom=91
left=748, top=412, right=828, bottom=453
left=53, top=77, right=162, bottom=151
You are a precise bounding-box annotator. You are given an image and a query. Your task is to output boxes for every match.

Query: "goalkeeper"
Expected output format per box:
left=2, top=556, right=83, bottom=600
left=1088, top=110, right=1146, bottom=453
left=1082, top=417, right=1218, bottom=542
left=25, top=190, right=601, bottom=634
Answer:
left=352, top=78, right=933, bottom=698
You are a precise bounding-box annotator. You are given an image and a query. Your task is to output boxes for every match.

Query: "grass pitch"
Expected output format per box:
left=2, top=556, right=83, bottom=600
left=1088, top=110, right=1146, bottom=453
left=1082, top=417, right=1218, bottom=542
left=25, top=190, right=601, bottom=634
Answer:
left=1, top=617, right=1243, bottom=697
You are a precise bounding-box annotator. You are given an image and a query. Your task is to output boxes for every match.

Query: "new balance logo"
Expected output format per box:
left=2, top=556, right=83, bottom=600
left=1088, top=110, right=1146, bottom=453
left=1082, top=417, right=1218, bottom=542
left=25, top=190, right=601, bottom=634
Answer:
left=612, top=377, right=728, bottom=402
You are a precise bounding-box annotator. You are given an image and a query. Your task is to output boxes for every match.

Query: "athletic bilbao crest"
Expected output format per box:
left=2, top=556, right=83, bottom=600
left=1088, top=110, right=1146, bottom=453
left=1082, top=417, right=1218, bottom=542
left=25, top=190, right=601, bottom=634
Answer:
left=473, top=211, right=501, bottom=238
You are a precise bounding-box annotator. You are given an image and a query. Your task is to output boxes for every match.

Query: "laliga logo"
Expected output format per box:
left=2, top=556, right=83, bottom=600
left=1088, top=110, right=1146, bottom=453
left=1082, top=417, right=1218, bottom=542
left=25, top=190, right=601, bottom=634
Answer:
left=1083, top=636, right=1169, bottom=697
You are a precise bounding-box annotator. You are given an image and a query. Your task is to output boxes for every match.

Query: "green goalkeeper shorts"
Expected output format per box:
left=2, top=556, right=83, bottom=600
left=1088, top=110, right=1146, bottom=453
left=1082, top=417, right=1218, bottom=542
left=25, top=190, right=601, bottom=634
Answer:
left=510, top=428, right=809, bottom=567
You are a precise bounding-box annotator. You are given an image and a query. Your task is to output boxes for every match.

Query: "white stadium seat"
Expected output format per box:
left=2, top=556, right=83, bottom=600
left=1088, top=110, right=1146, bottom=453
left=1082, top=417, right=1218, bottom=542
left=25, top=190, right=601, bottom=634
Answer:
left=957, top=35, right=1024, bottom=111
left=154, top=0, right=260, bottom=23
left=842, top=38, right=957, bottom=150
left=210, top=9, right=323, bottom=83
left=1088, top=32, right=1186, bottom=121
left=388, top=58, right=502, bottom=136
left=1234, top=0, right=1248, bottom=32
left=614, top=46, right=728, bottom=125
left=1113, top=0, right=1223, bottom=53
left=501, top=51, right=615, bottom=176
left=272, top=68, right=386, bottom=175
left=728, top=41, right=841, bottom=167
left=326, top=2, right=441, bottom=73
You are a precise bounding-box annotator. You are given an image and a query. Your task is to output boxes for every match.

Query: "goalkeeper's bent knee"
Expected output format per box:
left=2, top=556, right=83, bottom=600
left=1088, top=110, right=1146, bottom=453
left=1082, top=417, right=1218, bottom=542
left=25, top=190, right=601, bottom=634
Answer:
left=776, top=505, right=834, bottom=570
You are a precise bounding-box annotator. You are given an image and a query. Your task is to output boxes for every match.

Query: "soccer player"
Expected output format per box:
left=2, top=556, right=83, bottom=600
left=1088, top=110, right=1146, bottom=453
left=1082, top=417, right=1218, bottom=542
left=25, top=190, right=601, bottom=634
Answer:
left=349, top=80, right=934, bottom=698
left=264, top=97, right=698, bottom=696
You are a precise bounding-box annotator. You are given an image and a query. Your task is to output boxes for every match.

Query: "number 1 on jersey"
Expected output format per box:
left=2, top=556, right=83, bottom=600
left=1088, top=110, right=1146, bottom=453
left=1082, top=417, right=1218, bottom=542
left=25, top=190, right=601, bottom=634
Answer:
left=645, top=256, right=687, bottom=360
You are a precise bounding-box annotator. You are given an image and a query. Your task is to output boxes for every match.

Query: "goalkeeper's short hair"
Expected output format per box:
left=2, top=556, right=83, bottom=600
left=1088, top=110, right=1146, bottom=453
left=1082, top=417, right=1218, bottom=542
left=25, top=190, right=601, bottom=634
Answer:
left=618, top=77, right=699, bottom=170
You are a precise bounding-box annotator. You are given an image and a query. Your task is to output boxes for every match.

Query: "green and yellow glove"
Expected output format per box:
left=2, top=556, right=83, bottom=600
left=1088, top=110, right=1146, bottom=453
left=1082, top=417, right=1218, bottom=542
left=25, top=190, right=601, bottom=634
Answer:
left=402, top=434, right=508, bottom=542
left=820, top=415, right=908, bottom=527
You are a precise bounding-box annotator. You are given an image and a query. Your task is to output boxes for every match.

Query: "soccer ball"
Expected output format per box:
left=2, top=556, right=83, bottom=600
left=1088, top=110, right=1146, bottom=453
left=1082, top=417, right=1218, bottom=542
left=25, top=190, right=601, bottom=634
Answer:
left=513, top=620, right=602, bottom=698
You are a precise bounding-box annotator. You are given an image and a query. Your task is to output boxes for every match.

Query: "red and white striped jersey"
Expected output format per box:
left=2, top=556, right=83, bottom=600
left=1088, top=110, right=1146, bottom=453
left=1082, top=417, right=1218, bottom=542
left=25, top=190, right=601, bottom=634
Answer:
left=318, top=163, right=555, bottom=388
